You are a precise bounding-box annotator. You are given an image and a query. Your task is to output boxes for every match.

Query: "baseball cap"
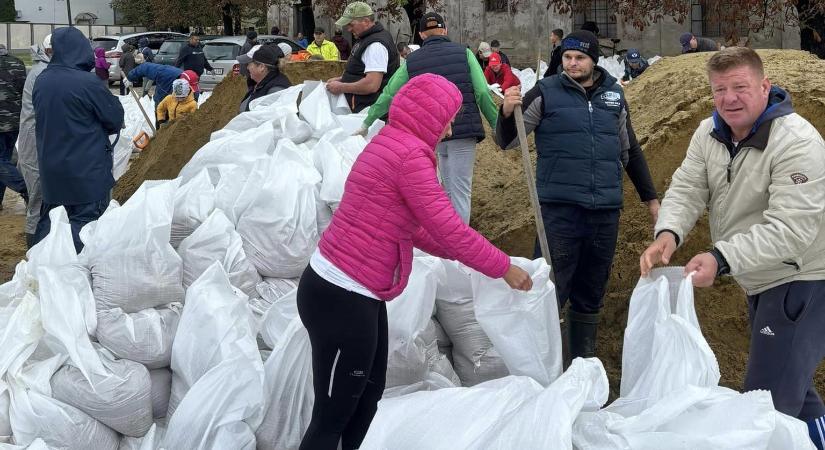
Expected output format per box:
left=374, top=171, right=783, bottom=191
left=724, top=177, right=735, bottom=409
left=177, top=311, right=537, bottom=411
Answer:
left=237, top=44, right=280, bottom=66
left=478, top=41, right=492, bottom=58
left=626, top=48, right=643, bottom=63
left=335, top=2, right=374, bottom=27
left=277, top=42, right=292, bottom=58
left=314, top=27, right=325, bottom=34
left=680, top=32, right=694, bottom=52
left=419, top=12, right=446, bottom=31
left=488, top=52, right=502, bottom=67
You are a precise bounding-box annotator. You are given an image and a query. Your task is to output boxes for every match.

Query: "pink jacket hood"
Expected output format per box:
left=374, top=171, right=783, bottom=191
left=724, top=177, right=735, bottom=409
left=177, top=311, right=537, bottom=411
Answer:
left=318, top=73, right=510, bottom=301
left=388, top=73, right=463, bottom=150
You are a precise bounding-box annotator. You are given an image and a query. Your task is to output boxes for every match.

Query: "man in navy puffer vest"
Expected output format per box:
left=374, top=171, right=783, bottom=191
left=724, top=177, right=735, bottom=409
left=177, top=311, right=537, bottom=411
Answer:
left=494, top=30, right=659, bottom=361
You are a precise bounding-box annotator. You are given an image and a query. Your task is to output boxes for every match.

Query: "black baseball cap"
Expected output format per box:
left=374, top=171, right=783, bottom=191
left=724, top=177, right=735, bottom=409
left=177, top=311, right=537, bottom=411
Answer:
left=237, top=44, right=280, bottom=66
left=419, top=12, right=446, bottom=31
left=314, top=27, right=325, bottom=34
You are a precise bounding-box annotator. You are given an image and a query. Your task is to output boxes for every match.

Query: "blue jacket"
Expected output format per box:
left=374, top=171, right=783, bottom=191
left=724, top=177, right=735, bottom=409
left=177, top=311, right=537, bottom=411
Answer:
left=127, top=62, right=183, bottom=105
left=406, top=36, right=485, bottom=142
left=33, top=26, right=124, bottom=205
left=534, top=68, right=627, bottom=209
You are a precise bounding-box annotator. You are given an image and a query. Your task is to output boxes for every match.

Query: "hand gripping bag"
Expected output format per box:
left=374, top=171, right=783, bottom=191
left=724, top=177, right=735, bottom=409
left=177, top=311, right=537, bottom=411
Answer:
left=472, top=257, right=563, bottom=386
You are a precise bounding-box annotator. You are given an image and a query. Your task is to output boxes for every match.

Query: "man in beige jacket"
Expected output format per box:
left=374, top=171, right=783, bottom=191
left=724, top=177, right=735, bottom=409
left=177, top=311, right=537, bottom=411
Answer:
left=640, top=47, right=825, bottom=448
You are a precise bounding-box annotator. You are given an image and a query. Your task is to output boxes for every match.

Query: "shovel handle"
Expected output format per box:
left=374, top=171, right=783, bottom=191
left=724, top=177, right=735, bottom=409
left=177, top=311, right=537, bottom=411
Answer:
left=124, top=71, right=156, bottom=134
left=514, top=107, right=554, bottom=283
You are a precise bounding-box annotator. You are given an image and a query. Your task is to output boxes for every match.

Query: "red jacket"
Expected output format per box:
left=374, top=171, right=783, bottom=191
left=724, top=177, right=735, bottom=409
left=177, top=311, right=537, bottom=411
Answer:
left=484, top=63, right=521, bottom=91
left=318, top=74, right=510, bottom=301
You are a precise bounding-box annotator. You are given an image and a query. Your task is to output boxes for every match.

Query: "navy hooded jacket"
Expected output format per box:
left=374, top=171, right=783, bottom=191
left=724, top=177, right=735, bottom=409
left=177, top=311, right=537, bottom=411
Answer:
left=33, top=26, right=124, bottom=206
left=127, top=62, right=183, bottom=105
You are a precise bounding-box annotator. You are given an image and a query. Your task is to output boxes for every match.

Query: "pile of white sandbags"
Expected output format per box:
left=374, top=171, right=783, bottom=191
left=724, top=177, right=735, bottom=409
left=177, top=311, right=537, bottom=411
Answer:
left=0, top=79, right=814, bottom=450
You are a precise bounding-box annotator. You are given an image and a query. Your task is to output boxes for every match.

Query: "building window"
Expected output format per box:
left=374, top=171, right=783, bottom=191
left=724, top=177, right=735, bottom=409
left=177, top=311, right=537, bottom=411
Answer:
left=573, top=0, right=617, bottom=38
left=485, top=0, right=510, bottom=13
left=691, top=0, right=749, bottom=37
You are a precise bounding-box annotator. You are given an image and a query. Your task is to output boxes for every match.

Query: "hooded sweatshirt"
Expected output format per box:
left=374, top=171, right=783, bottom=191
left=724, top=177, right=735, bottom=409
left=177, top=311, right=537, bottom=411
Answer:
left=33, top=26, right=124, bottom=205
left=127, top=62, right=183, bottom=105
left=94, top=47, right=110, bottom=81
left=18, top=44, right=50, bottom=234
left=318, top=73, right=510, bottom=300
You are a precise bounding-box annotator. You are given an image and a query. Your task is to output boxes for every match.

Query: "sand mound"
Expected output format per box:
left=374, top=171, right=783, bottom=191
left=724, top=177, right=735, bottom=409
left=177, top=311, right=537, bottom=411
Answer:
left=113, top=61, right=348, bottom=203
left=471, top=49, right=825, bottom=397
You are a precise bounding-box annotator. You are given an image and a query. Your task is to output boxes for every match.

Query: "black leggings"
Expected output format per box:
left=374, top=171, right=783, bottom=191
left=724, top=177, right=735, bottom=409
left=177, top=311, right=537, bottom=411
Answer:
left=297, top=266, right=388, bottom=450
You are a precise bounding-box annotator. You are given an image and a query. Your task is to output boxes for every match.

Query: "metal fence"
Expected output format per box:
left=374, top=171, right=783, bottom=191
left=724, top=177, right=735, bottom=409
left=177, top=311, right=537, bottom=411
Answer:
left=2, top=22, right=148, bottom=52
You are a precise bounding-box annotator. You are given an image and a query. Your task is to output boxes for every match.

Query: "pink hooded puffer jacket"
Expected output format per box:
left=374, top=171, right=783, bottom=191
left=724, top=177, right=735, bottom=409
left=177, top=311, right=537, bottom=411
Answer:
left=318, top=73, right=510, bottom=301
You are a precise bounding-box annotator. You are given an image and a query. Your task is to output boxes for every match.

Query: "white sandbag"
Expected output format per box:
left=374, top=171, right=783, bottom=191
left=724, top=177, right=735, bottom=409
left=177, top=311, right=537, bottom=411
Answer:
left=0, top=438, right=54, bottom=449
left=178, top=121, right=276, bottom=183
left=383, top=372, right=456, bottom=399
left=8, top=355, right=120, bottom=450
left=211, top=161, right=269, bottom=226
left=513, top=67, right=537, bottom=93
left=171, top=169, right=215, bottom=248
left=435, top=300, right=508, bottom=386
left=472, top=257, right=562, bottom=386
left=162, top=356, right=261, bottom=450
left=259, top=288, right=298, bottom=350
left=256, top=318, right=314, bottom=450
left=0, top=382, right=10, bottom=440
left=236, top=140, right=321, bottom=278
left=96, top=305, right=180, bottom=370
left=118, top=423, right=165, bottom=450
left=299, top=81, right=339, bottom=135
left=620, top=267, right=720, bottom=404
left=149, top=368, right=172, bottom=420
left=39, top=263, right=153, bottom=436
left=178, top=209, right=261, bottom=297
left=572, top=384, right=814, bottom=450
left=256, top=278, right=299, bottom=305
left=167, top=263, right=263, bottom=418
left=249, top=84, right=302, bottom=111
left=197, top=90, right=212, bottom=106
left=434, top=260, right=473, bottom=303
left=598, top=55, right=627, bottom=81
left=360, top=358, right=608, bottom=450
left=50, top=351, right=153, bottom=437
left=0, top=292, right=43, bottom=379
left=113, top=95, right=154, bottom=181
left=385, top=257, right=441, bottom=388
left=314, top=129, right=367, bottom=209
left=84, top=181, right=184, bottom=313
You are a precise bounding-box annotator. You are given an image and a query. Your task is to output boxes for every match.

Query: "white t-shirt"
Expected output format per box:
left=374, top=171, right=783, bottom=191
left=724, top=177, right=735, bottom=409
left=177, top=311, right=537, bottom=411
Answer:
left=361, top=42, right=389, bottom=73
left=309, top=248, right=380, bottom=300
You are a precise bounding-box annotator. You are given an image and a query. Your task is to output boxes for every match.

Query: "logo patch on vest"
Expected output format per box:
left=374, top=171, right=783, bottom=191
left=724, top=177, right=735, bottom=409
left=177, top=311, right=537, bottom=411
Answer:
left=601, top=91, right=622, bottom=107
left=790, top=173, right=808, bottom=184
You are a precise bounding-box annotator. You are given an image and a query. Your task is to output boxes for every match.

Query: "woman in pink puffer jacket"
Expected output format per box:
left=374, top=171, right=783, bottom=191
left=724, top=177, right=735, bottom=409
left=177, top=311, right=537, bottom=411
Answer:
left=297, top=73, right=532, bottom=450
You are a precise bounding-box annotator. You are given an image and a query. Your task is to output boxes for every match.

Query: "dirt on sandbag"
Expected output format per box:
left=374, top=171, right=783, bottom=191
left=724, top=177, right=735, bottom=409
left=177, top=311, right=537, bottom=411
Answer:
left=113, top=61, right=347, bottom=203
left=113, top=75, right=249, bottom=203
left=282, top=60, right=347, bottom=84
left=470, top=49, right=825, bottom=398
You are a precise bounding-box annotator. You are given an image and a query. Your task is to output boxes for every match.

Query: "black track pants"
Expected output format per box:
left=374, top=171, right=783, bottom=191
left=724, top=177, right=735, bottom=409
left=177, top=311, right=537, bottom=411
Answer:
left=297, top=266, right=388, bottom=450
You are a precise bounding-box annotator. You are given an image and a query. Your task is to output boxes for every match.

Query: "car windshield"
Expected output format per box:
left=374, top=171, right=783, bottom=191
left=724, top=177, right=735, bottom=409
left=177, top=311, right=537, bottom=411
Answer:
left=204, top=43, right=239, bottom=60
left=159, top=42, right=184, bottom=55
left=92, top=38, right=119, bottom=51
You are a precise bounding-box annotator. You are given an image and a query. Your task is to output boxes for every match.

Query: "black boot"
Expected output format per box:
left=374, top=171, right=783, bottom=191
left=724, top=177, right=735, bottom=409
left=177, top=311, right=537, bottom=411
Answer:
left=568, top=309, right=599, bottom=359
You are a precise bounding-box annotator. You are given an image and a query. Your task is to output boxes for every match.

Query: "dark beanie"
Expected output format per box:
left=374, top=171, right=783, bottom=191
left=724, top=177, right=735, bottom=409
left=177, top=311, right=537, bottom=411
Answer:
left=561, top=30, right=600, bottom=63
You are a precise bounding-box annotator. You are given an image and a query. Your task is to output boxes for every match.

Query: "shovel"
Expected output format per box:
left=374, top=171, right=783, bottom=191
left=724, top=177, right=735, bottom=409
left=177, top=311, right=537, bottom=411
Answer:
left=513, top=107, right=555, bottom=284
left=123, top=71, right=156, bottom=134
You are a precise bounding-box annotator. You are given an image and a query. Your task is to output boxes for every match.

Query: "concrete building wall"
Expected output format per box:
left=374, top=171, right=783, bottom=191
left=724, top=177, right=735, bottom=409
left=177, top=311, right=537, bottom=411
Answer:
left=17, top=0, right=116, bottom=25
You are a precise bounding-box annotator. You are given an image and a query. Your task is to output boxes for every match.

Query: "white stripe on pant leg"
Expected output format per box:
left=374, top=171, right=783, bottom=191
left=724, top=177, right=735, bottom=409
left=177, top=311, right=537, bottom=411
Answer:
left=816, top=417, right=825, bottom=445
left=328, top=349, right=341, bottom=397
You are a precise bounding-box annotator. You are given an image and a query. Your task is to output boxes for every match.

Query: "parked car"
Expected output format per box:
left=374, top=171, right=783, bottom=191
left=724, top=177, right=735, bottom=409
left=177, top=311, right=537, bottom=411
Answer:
left=199, top=35, right=301, bottom=91
left=92, top=31, right=187, bottom=82
left=156, top=35, right=222, bottom=66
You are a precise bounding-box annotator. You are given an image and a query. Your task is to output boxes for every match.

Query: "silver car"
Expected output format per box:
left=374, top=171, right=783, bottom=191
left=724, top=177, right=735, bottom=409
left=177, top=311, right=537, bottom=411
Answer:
left=199, top=35, right=301, bottom=91
left=92, top=31, right=188, bottom=82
